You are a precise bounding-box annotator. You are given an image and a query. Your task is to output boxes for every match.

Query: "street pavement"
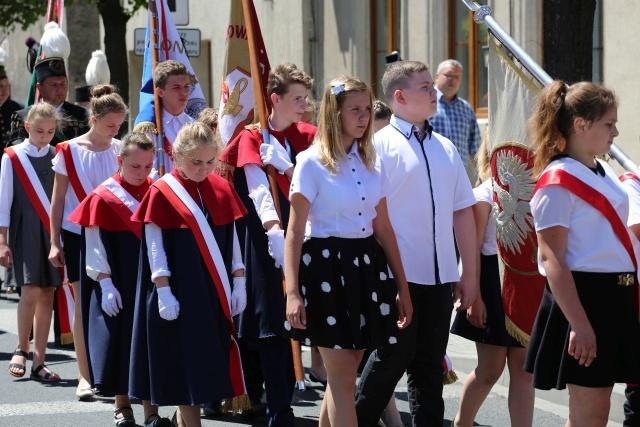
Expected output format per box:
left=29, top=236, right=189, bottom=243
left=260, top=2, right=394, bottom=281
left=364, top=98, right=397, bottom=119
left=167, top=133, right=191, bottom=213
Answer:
left=0, top=290, right=626, bottom=426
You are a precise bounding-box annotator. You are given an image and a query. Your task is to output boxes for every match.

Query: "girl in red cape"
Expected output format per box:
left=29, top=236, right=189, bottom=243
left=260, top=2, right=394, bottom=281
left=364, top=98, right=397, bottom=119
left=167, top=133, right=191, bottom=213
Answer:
left=130, top=122, right=249, bottom=427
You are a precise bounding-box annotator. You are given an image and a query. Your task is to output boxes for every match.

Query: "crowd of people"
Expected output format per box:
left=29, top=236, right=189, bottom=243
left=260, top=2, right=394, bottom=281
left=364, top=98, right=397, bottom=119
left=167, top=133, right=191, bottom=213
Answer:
left=1, top=42, right=640, bottom=427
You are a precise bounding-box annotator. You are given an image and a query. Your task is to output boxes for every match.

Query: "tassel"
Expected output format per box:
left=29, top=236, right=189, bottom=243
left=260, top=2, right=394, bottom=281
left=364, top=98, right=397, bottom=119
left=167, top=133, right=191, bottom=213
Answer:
left=505, top=317, right=530, bottom=348
left=59, top=332, right=74, bottom=346
left=443, top=369, right=458, bottom=385
left=133, top=122, right=158, bottom=134
left=222, top=394, right=251, bottom=415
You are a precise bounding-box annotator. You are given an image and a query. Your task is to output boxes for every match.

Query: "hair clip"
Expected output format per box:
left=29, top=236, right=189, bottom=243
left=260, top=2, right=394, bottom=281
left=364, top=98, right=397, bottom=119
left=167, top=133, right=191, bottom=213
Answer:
left=331, top=83, right=345, bottom=95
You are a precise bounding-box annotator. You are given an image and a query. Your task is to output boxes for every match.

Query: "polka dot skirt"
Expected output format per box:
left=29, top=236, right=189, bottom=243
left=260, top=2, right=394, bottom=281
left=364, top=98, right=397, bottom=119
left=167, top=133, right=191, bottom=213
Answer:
left=285, top=236, right=399, bottom=350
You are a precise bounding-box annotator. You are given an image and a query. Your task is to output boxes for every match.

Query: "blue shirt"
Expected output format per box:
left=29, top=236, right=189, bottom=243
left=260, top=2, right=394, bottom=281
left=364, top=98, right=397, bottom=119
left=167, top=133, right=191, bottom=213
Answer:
left=430, top=89, right=481, bottom=166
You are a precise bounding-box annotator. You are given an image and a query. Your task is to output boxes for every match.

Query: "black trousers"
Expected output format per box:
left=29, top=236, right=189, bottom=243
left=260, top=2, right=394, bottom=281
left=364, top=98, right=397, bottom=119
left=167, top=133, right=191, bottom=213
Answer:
left=355, top=282, right=453, bottom=427
left=259, top=336, right=295, bottom=427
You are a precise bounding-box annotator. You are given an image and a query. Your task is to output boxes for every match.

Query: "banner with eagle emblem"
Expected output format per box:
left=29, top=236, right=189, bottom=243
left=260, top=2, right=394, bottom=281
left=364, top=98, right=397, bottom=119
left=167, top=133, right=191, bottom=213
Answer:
left=488, top=35, right=545, bottom=347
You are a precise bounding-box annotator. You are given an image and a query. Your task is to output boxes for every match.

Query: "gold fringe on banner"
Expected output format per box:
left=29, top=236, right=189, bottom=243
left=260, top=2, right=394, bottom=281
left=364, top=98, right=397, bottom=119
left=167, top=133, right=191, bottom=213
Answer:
left=222, top=394, right=251, bottom=415
left=505, top=316, right=530, bottom=348
left=443, top=369, right=458, bottom=385
left=59, top=332, right=74, bottom=346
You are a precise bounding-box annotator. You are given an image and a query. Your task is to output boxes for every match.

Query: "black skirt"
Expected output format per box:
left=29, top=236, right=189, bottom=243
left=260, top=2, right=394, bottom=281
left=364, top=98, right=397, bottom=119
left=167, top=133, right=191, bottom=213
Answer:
left=450, top=254, right=521, bottom=347
left=286, top=236, right=398, bottom=350
left=80, top=228, right=141, bottom=396
left=524, top=271, right=640, bottom=390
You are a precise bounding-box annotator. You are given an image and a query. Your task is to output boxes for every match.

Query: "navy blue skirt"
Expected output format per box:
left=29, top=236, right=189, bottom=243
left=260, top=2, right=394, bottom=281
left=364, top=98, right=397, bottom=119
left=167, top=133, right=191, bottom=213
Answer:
left=450, top=254, right=521, bottom=347
left=80, top=228, right=140, bottom=396
left=286, top=236, right=398, bottom=350
left=129, top=224, right=236, bottom=406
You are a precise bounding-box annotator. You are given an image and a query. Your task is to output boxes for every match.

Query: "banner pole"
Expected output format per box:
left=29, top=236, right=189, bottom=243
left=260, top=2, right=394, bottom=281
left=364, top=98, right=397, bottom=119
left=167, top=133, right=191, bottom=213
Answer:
left=462, top=0, right=640, bottom=175
left=241, top=0, right=306, bottom=392
left=148, top=0, right=166, bottom=177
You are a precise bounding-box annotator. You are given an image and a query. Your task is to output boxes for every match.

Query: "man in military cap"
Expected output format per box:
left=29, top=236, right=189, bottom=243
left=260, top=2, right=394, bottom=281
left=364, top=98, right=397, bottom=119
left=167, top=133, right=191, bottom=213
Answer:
left=0, top=65, right=23, bottom=148
left=6, top=57, right=88, bottom=147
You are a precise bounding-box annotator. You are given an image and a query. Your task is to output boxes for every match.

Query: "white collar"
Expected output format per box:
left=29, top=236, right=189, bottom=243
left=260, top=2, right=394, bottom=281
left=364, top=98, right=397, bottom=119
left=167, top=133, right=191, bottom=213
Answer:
left=19, top=140, right=50, bottom=157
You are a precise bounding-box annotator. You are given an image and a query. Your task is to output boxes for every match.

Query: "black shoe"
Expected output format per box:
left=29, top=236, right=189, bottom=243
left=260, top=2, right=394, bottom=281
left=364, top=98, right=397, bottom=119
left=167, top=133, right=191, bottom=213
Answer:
left=144, top=414, right=172, bottom=427
left=202, top=401, right=224, bottom=418
left=242, top=399, right=267, bottom=418
left=309, top=370, right=327, bottom=388
left=114, top=407, right=136, bottom=427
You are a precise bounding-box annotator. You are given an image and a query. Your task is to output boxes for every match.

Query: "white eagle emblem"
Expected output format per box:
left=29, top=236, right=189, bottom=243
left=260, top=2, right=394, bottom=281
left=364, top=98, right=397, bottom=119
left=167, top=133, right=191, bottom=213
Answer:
left=492, top=151, right=536, bottom=254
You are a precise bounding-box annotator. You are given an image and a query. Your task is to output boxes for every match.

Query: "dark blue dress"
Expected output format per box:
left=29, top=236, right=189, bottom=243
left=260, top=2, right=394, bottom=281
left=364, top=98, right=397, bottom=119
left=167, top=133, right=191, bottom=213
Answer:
left=129, top=172, right=247, bottom=406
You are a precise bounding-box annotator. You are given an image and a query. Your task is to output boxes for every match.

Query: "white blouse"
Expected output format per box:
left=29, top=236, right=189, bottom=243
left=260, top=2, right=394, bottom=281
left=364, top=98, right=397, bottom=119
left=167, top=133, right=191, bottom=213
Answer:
left=0, top=140, right=51, bottom=227
left=51, top=140, right=120, bottom=234
left=531, top=157, right=634, bottom=274
left=621, top=177, right=640, bottom=228
left=290, top=143, right=390, bottom=239
left=473, top=179, right=497, bottom=256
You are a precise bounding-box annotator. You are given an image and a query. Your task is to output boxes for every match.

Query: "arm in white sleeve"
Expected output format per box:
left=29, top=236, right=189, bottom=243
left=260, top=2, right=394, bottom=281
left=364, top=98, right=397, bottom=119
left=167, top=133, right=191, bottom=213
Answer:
left=0, top=154, right=14, bottom=227
left=145, top=222, right=172, bottom=281
left=231, top=222, right=245, bottom=273
left=244, top=163, right=280, bottom=226
left=85, top=226, right=112, bottom=281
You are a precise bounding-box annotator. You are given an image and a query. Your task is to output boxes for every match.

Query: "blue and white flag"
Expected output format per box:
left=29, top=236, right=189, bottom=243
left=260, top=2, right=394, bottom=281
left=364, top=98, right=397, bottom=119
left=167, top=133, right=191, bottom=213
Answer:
left=133, top=0, right=206, bottom=132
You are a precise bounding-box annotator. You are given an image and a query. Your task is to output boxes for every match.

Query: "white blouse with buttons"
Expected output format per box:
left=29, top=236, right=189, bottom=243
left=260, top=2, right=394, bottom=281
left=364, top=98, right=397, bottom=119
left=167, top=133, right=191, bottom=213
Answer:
left=290, top=143, right=390, bottom=239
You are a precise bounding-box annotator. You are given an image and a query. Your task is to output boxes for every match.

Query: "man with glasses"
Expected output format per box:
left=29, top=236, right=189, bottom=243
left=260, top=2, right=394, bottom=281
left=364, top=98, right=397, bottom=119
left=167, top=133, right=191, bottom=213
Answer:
left=431, top=60, right=481, bottom=172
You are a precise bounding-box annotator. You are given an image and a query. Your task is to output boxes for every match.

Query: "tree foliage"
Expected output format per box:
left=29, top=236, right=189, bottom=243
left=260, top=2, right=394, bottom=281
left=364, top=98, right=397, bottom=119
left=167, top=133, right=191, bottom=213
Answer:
left=0, top=0, right=147, bottom=32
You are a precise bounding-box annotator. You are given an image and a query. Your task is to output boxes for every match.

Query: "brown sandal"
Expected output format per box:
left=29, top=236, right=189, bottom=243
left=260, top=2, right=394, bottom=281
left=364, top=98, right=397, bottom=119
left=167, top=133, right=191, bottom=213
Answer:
left=30, top=364, right=61, bottom=382
left=8, top=349, right=28, bottom=378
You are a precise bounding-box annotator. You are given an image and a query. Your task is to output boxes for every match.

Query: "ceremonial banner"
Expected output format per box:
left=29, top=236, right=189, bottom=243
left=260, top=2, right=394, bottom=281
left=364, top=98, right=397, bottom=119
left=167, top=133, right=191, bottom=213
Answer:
left=488, top=35, right=545, bottom=347
left=133, top=0, right=206, bottom=131
left=218, top=0, right=271, bottom=146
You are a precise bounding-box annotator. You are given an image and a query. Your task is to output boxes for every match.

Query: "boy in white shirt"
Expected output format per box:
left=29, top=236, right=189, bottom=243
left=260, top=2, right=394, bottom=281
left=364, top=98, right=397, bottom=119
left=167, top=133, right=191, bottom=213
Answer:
left=355, top=60, right=478, bottom=427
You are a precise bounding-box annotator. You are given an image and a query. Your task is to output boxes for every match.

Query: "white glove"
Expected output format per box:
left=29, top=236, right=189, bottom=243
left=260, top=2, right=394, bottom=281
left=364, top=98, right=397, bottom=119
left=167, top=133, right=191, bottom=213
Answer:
left=99, top=278, right=122, bottom=317
left=260, top=137, right=293, bottom=173
left=266, top=229, right=285, bottom=269
left=157, top=286, right=180, bottom=321
left=230, top=276, right=247, bottom=317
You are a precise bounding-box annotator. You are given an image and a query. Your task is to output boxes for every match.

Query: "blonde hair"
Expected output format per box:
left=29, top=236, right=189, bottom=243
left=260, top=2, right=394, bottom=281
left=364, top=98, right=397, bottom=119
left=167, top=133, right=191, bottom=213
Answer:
left=172, top=122, right=219, bottom=166
left=119, top=132, right=154, bottom=158
left=528, top=80, right=617, bottom=177
left=89, top=84, right=128, bottom=120
left=197, top=108, right=218, bottom=131
left=381, top=61, right=430, bottom=101
left=476, top=129, right=491, bottom=181
left=315, top=76, right=376, bottom=173
left=26, top=102, right=59, bottom=125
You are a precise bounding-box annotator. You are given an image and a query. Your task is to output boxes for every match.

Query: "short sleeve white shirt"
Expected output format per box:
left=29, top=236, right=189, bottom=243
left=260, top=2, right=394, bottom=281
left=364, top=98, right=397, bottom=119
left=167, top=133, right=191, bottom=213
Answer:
left=374, top=115, right=476, bottom=285
left=52, top=140, right=120, bottom=234
left=150, top=109, right=195, bottom=174
left=621, top=177, right=640, bottom=227
left=473, top=179, right=497, bottom=256
left=531, top=157, right=634, bottom=274
left=289, top=143, right=390, bottom=238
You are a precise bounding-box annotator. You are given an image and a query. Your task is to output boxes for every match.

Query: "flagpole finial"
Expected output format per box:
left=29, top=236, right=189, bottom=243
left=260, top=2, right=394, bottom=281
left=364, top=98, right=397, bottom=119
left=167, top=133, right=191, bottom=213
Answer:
left=473, top=5, right=491, bottom=24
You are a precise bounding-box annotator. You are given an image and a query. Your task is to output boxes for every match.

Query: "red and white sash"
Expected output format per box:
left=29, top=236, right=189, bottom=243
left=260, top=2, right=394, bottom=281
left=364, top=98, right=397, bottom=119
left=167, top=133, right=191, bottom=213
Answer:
left=57, top=143, right=94, bottom=202
left=5, top=144, right=53, bottom=235
left=535, top=160, right=638, bottom=271
left=156, top=174, right=232, bottom=315
left=154, top=173, right=246, bottom=397
left=93, top=177, right=143, bottom=239
left=6, top=143, right=73, bottom=344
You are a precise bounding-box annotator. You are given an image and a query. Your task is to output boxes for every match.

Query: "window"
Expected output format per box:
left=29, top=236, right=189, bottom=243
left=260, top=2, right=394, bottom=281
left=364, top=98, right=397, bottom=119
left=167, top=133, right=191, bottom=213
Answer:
left=370, top=0, right=399, bottom=100
left=448, top=0, right=488, bottom=118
